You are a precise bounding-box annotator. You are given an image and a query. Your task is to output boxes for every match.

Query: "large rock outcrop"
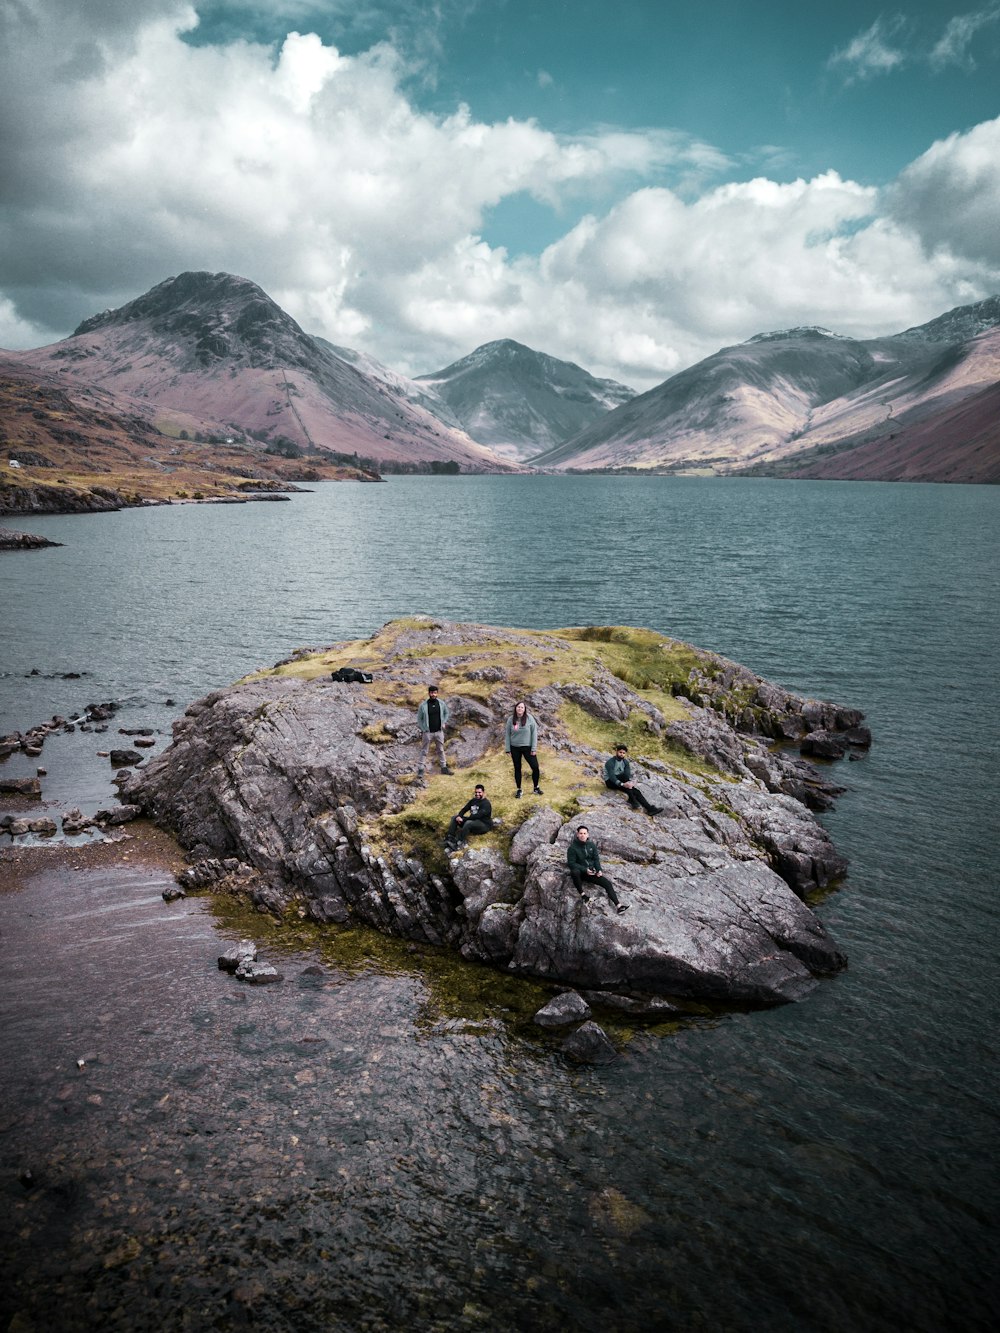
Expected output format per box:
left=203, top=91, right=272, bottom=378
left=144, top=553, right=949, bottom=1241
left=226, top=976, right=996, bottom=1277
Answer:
left=122, top=619, right=868, bottom=1007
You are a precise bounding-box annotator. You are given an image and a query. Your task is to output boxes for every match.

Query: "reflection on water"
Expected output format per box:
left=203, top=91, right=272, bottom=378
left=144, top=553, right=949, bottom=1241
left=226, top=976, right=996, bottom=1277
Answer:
left=2, top=477, right=999, bottom=1329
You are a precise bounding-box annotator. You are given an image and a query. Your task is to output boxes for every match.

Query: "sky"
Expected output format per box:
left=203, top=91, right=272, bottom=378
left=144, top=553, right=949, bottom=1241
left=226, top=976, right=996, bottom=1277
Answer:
left=1, top=0, right=998, bottom=388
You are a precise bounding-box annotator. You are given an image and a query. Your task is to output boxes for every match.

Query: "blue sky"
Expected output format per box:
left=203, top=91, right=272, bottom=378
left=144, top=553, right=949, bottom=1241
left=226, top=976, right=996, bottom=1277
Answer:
left=1, top=1, right=998, bottom=385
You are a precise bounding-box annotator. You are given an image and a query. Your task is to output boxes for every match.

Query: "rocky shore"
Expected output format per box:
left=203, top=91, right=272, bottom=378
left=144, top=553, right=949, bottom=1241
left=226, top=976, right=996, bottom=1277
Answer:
left=0, top=526, right=63, bottom=549
left=122, top=619, right=870, bottom=1009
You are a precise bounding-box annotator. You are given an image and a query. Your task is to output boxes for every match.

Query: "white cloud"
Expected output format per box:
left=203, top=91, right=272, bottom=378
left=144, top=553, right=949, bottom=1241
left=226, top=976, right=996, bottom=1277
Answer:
left=0, top=4, right=997, bottom=386
left=930, top=5, right=1000, bottom=68
left=888, top=116, right=1000, bottom=265
left=828, top=15, right=908, bottom=81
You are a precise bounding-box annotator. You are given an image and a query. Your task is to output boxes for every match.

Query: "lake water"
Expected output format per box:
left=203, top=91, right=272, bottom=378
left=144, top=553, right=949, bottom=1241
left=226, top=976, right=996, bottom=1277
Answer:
left=1, top=476, right=998, bottom=1331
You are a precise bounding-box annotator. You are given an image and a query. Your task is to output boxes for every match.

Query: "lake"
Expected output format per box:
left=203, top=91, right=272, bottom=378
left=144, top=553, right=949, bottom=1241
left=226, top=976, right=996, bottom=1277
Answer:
left=1, top=475, right=998, bottom=1331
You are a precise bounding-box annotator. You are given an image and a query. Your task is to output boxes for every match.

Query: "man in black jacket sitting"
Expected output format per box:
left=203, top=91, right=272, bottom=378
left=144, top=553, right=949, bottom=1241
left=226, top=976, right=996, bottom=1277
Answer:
left=603, top=744, right=662, bottom=815
left=444, top=785, right=493, bottom=850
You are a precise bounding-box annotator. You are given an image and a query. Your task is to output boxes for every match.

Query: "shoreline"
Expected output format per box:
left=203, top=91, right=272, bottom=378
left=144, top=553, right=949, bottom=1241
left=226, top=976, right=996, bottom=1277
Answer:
left=0, top=819, right=186, bottom=896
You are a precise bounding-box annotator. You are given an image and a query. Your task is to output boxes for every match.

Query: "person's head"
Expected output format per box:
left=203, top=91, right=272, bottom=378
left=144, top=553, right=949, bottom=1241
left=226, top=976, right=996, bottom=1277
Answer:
left=512, top=700, right=527, bottom=721
left=615, top=744, right=628, bottom=756
left=575, top=825, right=589, bottom=842
left=428, top=684, right=439, bottom=698
left=474, top=785, right=485, bottom=798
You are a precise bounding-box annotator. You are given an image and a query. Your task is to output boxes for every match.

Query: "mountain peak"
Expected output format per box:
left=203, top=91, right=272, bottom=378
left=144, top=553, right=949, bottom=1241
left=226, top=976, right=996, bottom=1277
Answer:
left=71, top=270, right=317, bottom=372
left=74, top=271, right=274, bottom=336
left=744, top=326, right=844, bottom=345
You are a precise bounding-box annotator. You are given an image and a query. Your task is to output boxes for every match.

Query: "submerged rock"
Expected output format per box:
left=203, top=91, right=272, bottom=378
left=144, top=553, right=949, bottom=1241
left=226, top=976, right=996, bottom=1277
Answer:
left=122, top=619, right=867, bottom=1009
left=562, top=1021, right=619, bottom=1065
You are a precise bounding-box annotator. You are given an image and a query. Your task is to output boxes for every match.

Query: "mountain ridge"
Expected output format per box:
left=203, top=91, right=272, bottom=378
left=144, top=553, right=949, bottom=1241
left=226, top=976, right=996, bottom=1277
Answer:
left=531, top=296, right=1000, bottom=480
left=9, top=271, right=515, bottom=473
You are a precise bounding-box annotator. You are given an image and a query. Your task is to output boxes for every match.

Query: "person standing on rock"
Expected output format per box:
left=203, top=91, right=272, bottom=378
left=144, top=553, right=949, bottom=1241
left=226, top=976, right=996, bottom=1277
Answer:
left=603, top=744, right=662, bottom=815
left=567, top=825, right=629, bottom=913
left=444, top=784, right=493, bottom=851
left=505, top=699, right=542, bottom=798
left=417, top=684, right=452, bottom=777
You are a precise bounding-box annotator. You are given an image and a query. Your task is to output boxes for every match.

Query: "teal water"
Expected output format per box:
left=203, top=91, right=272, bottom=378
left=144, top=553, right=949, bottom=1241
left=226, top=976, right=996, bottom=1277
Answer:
left=1, top=476, right=998, bottom=1330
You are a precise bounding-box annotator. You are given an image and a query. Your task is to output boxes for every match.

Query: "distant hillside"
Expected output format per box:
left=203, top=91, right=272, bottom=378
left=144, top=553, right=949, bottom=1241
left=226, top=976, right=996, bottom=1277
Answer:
left=0, top=361, right=377, bottom=515
left=533, top=297, right=1000, bottom=481
left=415, top=339, right=635, bottom=461
left=766, top=376, right=1000, bottom=483
left=6, top=272, right=513, bottom=472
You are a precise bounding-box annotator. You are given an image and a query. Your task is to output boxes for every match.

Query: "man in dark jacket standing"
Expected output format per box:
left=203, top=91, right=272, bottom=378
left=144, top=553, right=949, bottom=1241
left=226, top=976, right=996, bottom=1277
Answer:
left=603, top=744, right=662, bottom=815
left=567, top=825, right=629, bottom=913
left=445, top=785, right=493, bottom=850
left=416, top=684, right=452, bottom=777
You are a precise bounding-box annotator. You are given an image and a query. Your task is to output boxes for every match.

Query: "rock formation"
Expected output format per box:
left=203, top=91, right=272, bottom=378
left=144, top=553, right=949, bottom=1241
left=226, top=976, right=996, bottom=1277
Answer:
left=122, top=619, right=870, bottom=1008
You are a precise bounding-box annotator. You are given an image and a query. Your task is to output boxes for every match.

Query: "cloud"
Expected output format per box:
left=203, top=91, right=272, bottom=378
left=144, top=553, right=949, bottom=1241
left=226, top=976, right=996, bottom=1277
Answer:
left=829, top=7, right=1000, bottom=81
left=888, top=116, right=1000, bottom=265
left=930, top=5, right=1000, bottom=68
left=828, top=15, right=909, bottom=81
left=0, top=4, right=997, bottom=390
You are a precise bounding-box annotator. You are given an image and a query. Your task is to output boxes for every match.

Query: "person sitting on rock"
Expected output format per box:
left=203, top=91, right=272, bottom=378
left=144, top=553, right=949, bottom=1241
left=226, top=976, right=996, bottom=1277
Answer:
left=567, top=825, right=629, bottom=913
left=416, top=684, right=452, bottom=777
left=444, top=784, right=493, bottom=851
left=504, top=699, right=543, bottom=798
left=603, top=744, right=662, bottom=815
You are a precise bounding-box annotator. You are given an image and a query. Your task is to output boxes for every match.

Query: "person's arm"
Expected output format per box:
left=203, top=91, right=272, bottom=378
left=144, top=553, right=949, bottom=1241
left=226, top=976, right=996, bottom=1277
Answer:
left=504, top=719, right=512, bottom=752
left=417, top=702, right=427, bottom=731
left=440, top=700, right=449, bottom=729
left=567, top=839, right=582, bottom=872
left=529, top=716, right=538, bottom=753
left=480, top=799, right=493, bottom=825
left=603, top=756, right=618, bottom=786
left=590, top=844, right=602, bottom=873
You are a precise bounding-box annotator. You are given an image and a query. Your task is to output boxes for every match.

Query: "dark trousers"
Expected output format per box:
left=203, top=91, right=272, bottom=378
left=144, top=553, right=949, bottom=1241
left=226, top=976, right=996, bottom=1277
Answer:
left=606, top=781, right=654, bottom=812
left=447, top=817, right=489, bottom=844
left=510, top=745, right=540, bottom=789
left=570, top=868, right=620, bottom=906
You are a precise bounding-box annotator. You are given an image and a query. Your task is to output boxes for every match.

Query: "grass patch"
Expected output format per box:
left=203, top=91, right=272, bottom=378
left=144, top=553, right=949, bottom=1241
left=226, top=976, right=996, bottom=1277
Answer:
left=376, top=748, right=590, bottom=874
left=554, top=625, right=706, bottom=692
left=559, top=699, right=725, bottom=781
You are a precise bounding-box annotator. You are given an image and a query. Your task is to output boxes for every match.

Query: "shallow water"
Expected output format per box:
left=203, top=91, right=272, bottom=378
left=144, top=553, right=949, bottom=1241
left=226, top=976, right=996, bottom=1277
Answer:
left=1, top=476, right=998, bottom=1330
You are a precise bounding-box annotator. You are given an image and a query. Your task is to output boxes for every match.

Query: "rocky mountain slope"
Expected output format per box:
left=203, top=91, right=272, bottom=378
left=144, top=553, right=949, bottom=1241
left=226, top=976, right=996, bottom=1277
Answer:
left=532, top=297, right=1000, bottom=479
left=414, top=339, right=636, bottom=461
left=122, top=619, right=870, bottom=1010
left=0, top=361, right=381, bottom=516
left=5, top=272, right=511, bottom=472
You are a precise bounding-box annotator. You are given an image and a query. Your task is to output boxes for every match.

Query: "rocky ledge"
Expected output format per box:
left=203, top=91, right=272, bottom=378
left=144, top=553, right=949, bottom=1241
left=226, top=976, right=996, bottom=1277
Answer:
left=122, top=619, right=870, bottom=1009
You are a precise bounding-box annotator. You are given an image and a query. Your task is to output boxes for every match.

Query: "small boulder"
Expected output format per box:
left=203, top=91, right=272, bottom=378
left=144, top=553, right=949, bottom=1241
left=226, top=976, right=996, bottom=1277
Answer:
left=162, top=886, right=186, bottom=903
left=218, top=941, right=258, bottom=973
left=800, top=730, right=850, bottom=759
left=108, top=749, right=142, bottom=768
left=509, top=806, right=563, bottom=864
left=94, top=804, right=141, bottom=827
left=0, top=776, right=41, bottom=797
left=534, top=991, right=592, bottom=1028
left=235, top=960, right=282, bottom=985
left=562, top=1021, right=619, bottom=1065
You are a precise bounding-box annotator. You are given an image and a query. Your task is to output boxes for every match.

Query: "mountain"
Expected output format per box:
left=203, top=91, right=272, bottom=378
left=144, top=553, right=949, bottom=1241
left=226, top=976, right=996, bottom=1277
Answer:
left=413, top=339, right=635, bottom=461
left=0, top=359, right=379, bottom=515
left=767, top=362, right=1000, bottom=483
left=5, top=272, right=511, bottom=472
left=532, top=297, right=1000, bottom=479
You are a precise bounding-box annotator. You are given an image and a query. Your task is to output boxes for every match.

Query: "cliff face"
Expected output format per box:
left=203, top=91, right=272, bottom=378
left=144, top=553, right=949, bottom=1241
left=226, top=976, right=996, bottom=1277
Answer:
left=123, top=619, right=869, bottom=1008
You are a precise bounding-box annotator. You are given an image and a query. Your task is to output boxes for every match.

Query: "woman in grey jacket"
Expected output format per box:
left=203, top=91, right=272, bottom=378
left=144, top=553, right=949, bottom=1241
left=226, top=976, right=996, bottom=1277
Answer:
left=505, top=700, right=542, bottom=798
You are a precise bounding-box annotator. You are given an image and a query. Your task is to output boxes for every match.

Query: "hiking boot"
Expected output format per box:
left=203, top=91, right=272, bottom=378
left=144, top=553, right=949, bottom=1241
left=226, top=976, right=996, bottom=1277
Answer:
left=532, top=786, right=543, bottom=795
left=617, top=903, right=630, bottom=914
left=578, top=893, right=589, bottom=903
left=515, top=788, right=522, bottom=799
left=649, top=806, right=663, bottom=816
left=441, top=765, right=454, bottom=775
